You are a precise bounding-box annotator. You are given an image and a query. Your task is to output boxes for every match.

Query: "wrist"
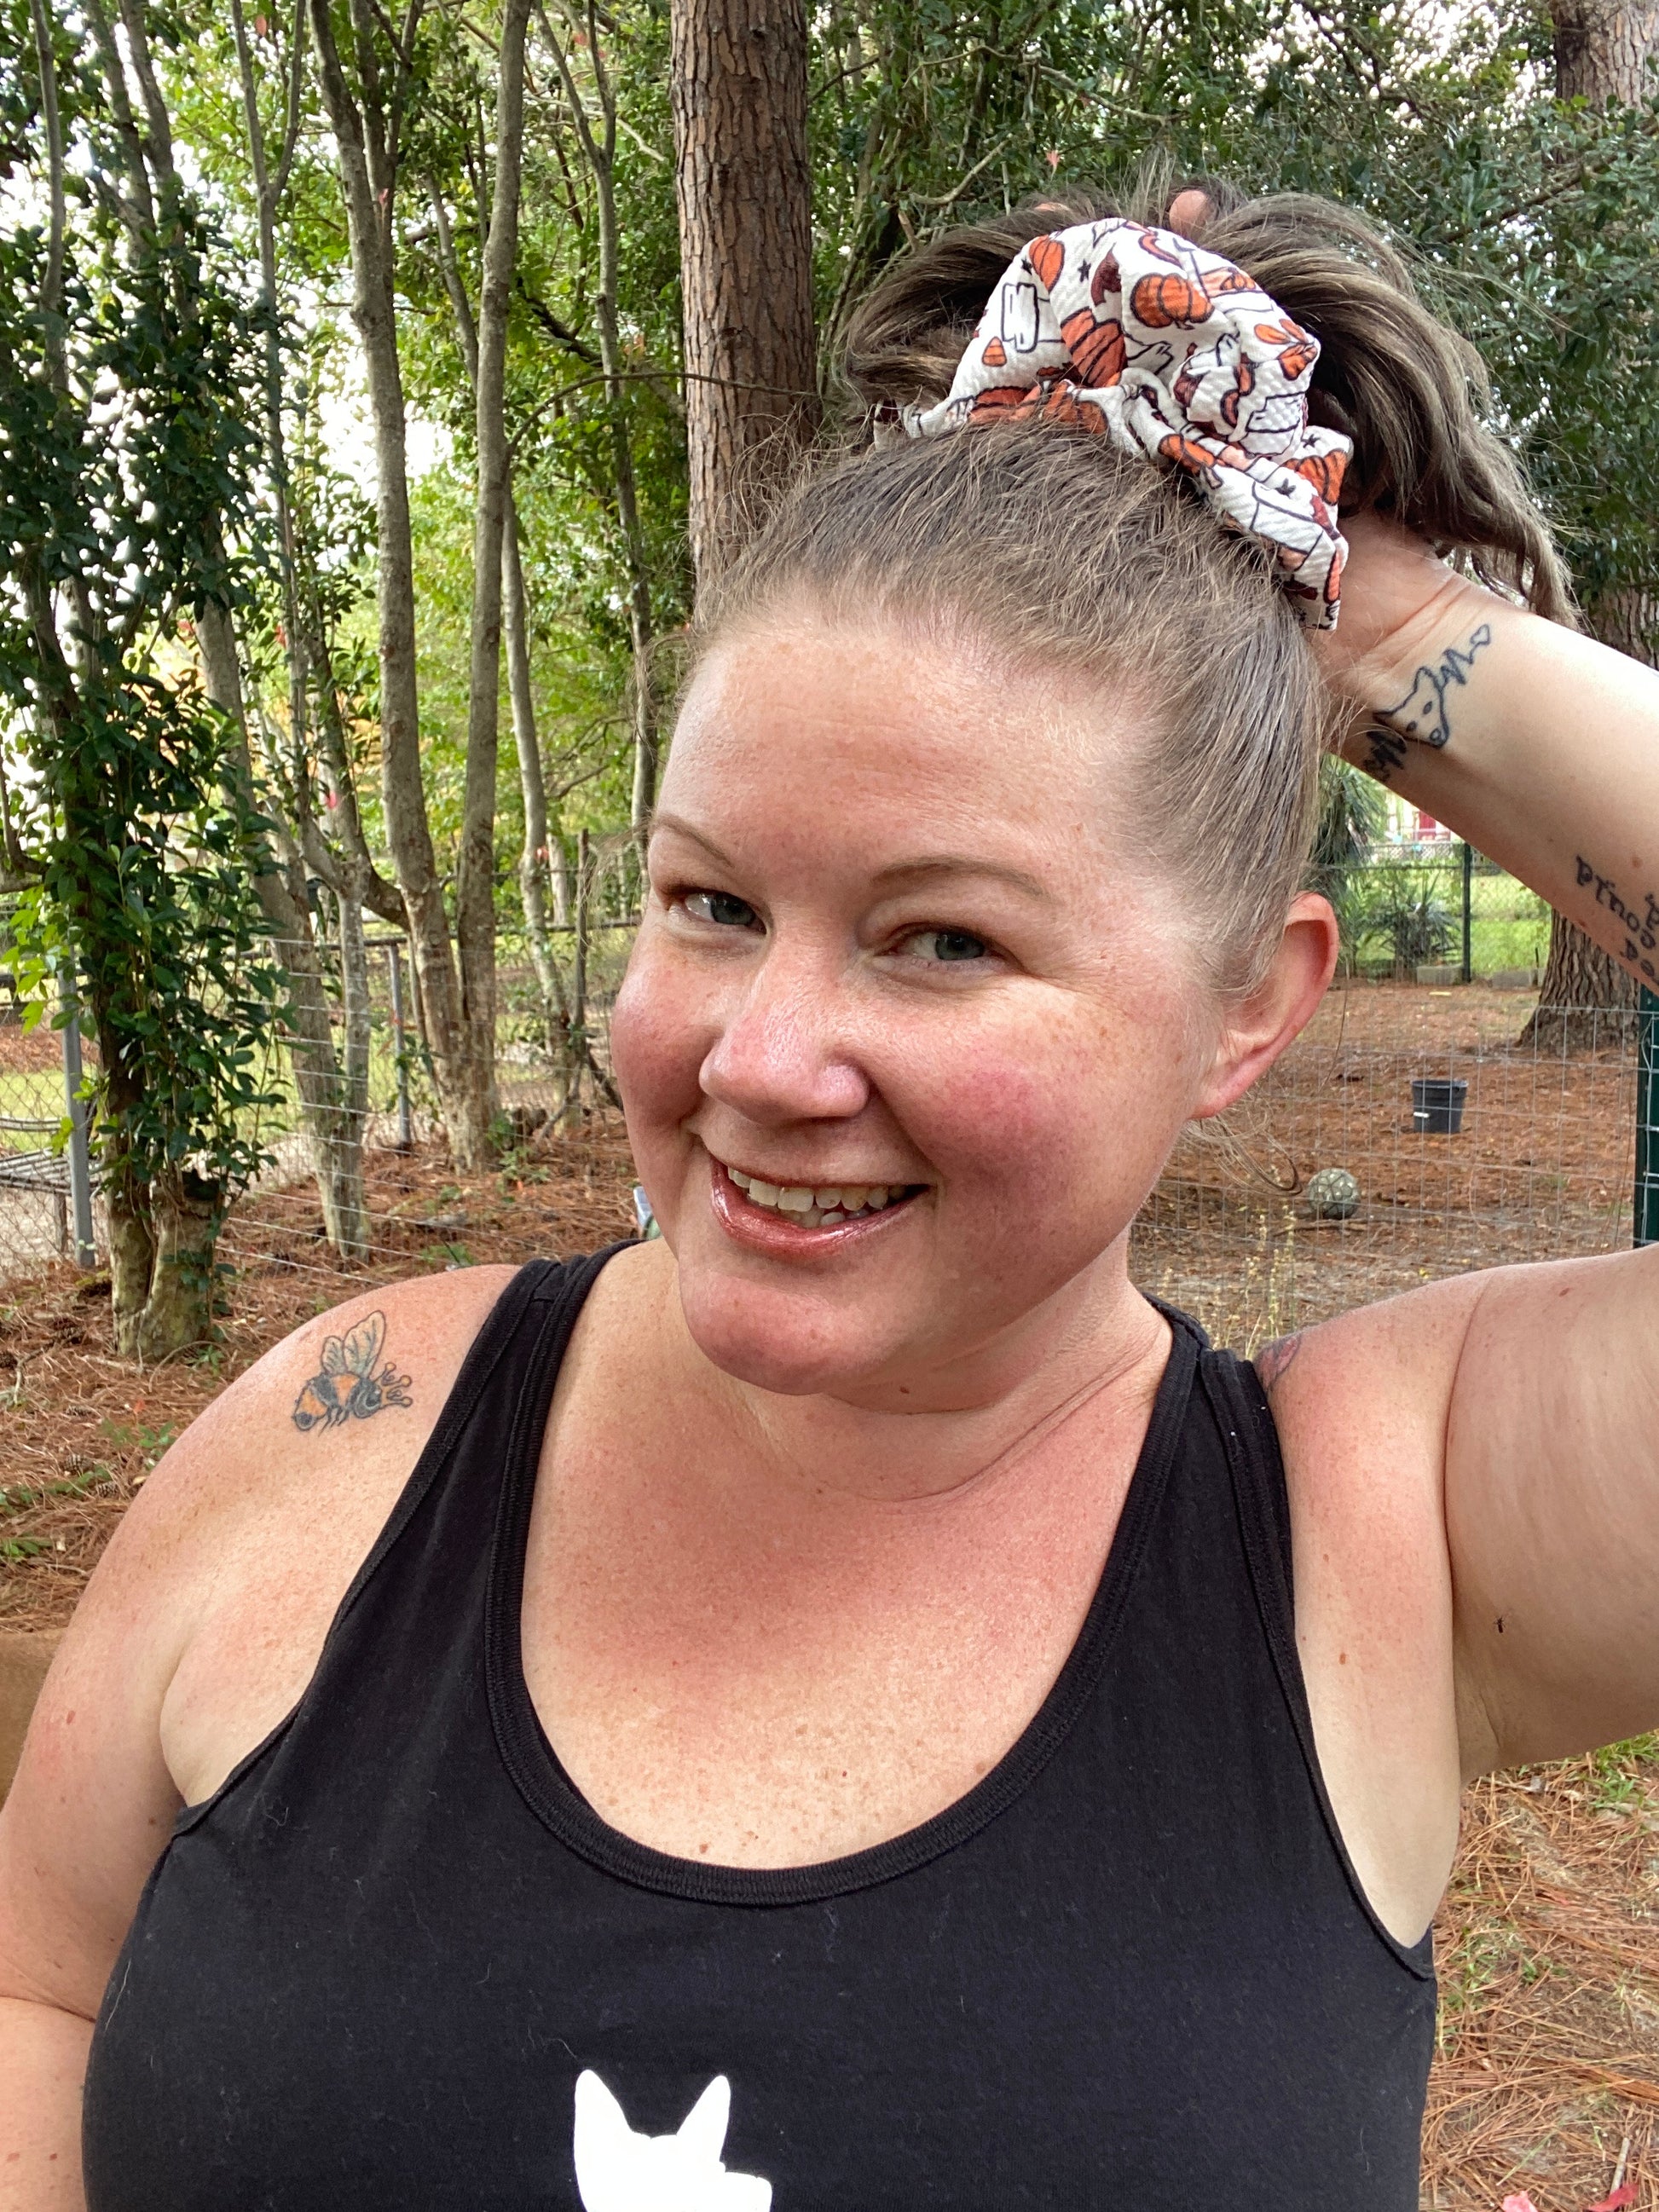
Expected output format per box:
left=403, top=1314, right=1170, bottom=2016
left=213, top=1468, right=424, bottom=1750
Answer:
left=1330, top=571, right=1506, bottom=720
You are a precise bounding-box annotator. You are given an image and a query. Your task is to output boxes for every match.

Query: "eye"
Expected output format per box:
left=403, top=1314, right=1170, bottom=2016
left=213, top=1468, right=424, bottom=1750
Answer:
left=682, top=888, right=762, bottom=931
left=898, top=927, right=993, bottom=964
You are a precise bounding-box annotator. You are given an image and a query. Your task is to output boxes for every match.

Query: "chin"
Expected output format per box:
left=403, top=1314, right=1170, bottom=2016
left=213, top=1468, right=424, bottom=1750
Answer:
left=675, top=1270, right=904, bottom=1400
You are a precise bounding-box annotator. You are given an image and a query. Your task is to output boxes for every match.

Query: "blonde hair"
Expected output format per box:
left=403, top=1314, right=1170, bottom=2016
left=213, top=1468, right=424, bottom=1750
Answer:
left=696, top=179, right=1570, bottom=995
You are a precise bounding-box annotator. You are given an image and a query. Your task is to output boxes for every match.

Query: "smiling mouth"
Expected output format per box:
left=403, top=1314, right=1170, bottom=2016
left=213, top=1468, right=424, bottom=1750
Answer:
left=724, top=1164, right=928, bottom=1230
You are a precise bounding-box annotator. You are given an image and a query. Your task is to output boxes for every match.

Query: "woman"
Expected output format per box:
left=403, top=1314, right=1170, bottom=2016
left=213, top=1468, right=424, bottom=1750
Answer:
left=3, top=181, right=1657, bottom=2210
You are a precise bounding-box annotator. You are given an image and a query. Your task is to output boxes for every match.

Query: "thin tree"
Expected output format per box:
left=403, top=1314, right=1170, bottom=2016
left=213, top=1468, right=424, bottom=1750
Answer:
left=538, top=0, right=662, bottom=833
left=307, top=0, right=494, bottom=1167
left=669, top=0, right=819, bottom=603
left=228, top=0, right=377, bottom=1257
left=454, top=0, right=535, bottom=1141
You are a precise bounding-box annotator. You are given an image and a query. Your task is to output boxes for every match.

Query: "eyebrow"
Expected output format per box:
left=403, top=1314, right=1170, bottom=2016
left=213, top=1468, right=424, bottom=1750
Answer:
left=650, top=815, right=1049, bottom=904
left=870, top=855, right=1050, bottom=902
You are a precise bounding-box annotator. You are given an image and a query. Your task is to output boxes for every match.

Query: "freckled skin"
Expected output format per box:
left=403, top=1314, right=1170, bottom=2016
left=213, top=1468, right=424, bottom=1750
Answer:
left=611, top=610, right=1336, bottom=1411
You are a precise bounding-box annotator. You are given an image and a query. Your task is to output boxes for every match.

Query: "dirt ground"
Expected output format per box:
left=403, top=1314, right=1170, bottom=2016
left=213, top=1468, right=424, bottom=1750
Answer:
left=1136, top=980, right=1639, bottom=1339
left=3, top=989, right=1656, bottom=2208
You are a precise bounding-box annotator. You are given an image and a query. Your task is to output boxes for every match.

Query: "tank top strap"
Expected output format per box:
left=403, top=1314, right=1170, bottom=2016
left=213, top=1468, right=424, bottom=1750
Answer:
left=173, top=1250, right=621, bottom=1839
left=1196, top=1339, right=1434, bottom=1972
left=325, top=1250, right=605, bottom=1630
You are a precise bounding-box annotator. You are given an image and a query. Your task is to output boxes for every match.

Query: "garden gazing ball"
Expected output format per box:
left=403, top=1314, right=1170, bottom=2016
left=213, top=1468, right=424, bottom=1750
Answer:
left=1305, top=1167, right=1361, bottom=1221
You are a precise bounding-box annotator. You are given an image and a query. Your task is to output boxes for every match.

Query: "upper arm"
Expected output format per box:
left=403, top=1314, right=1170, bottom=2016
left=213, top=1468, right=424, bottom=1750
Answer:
left=1440, top=1248, right=1659, bottom=1767
left=0, top=1264, right=518, bottom=2020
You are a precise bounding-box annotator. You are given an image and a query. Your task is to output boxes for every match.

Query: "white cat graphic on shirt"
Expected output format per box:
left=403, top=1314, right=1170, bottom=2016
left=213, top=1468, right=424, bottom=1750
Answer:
left=573, top=2070, right=772, bottom=2212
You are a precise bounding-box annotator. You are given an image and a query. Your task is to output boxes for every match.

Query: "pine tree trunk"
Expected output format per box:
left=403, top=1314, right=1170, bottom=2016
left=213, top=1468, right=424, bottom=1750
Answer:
left=1554, top=0, right=1659, bottom=101
left=670, top=0, right=819, bottom=599
left=1524, top=592, right=1657, bottom=1050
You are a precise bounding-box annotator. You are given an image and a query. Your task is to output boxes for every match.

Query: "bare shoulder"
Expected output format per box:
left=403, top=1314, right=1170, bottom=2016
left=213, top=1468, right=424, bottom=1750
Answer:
left=0, top=1264, right=523, bottom=2015
left=1252, top=1268, right=1488, bottom=1441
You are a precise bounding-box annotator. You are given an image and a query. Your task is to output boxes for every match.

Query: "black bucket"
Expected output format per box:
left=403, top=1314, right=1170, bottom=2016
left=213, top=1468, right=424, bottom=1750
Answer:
left=1412, top=1077, right=1467, bottom=1135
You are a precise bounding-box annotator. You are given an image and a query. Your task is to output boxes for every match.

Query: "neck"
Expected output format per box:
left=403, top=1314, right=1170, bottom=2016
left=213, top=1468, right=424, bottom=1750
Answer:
left=653, top=1241, right=1171, bottom=1509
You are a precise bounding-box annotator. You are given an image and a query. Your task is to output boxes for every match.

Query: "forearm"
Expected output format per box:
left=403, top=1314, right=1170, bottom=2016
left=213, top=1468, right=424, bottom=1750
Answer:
left=0, top=1997, right=91, bottom=2211
left=1336, top=585, right=1659, bottom=986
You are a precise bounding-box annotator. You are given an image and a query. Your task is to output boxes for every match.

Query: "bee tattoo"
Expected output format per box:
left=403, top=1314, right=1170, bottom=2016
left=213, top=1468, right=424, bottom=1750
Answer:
left=291, top=1311, right=413, bottom=1433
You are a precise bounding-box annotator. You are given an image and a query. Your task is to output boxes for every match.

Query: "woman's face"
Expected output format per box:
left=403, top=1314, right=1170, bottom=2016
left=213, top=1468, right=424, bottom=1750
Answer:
left=610, top=611, right=1330, bottom=1407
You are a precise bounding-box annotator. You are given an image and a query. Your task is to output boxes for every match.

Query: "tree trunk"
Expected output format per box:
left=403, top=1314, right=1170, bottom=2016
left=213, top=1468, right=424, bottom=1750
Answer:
left=308, top=0, right=486, bottom=1169
left=455, top=0, right=532, bottom=1154
left=1524, top=591, right=1658, bottom=1049
left=1554, top=0, right=1659, bottom=100
left=333, top=890, right=372, bottom=1256
left=504, top=500, right=577, bottom=1091
left=669, top=0, right=819, bottom=601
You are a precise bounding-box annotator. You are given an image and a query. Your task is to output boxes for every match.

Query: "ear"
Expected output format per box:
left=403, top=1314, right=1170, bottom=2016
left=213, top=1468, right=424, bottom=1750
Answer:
left=574, top=2070, right=633, bottom=2162
left=676, top=2076, right=731, bottom=2163
left=1190, top=892, right=1338, bottom=1122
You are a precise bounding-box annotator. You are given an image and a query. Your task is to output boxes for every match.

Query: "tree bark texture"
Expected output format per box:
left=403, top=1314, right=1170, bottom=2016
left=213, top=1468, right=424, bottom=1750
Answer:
left=1554, top=0, right=1659, bottom=101
left=670, top=0, right=819, bottom=599
left=455, top=0, right=533, bottom=1152
left=504, top=501, right=577, bottom=1090
left=308, top=0, right=488, bottom=1168
left=1524, top=590, right=1658, bottom=1049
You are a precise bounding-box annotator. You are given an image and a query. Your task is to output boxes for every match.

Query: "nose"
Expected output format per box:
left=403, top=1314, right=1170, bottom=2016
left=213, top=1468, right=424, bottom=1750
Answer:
left=699, top=942, right=870, bottom=1127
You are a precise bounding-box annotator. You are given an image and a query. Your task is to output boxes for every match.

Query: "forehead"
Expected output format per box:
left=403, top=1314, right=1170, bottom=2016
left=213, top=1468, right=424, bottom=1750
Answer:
left=664, top=612, right=1136, bottom=842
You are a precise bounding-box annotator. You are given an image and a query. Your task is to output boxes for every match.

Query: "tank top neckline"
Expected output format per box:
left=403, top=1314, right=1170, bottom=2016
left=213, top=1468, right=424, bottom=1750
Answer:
left=485, top=1251, right=1205, bottom=1908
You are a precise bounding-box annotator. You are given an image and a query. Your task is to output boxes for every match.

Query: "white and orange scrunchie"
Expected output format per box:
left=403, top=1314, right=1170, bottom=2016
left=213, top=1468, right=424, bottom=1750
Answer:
left=897, top=219, right=1353, bottom=629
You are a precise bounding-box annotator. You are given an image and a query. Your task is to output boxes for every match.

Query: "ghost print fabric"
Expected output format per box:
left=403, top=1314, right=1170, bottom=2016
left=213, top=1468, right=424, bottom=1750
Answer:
left=901, top=219, right=1353, bottom=628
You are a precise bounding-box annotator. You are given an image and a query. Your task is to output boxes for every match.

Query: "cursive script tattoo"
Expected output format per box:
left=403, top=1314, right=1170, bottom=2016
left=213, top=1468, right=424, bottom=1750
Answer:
left=1255, top=1331, right=1304, bottom=1397
left=292, top=1310, right=413, bottom=1432
left=1575, top=853, right=1659, bottom=986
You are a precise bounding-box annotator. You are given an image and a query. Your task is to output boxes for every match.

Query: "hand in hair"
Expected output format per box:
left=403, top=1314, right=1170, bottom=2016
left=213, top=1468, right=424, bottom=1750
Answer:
left=1308, top=511, right=1483, bottom=721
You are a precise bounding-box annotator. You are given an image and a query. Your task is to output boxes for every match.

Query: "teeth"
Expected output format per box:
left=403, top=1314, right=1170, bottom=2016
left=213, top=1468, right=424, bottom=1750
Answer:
left=727, top=1166, right=916, bottom=1224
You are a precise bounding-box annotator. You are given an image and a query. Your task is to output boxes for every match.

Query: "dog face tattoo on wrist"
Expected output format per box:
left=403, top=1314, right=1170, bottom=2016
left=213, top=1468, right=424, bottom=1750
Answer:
left=1361, top=622, right=1493, bottom=782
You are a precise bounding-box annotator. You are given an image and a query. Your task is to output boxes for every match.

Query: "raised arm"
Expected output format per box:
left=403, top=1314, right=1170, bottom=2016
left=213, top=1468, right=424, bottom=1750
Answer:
left=1285, top=521, right=1659, bottom=1776
left=1320, top=513, right=1659, bottom=988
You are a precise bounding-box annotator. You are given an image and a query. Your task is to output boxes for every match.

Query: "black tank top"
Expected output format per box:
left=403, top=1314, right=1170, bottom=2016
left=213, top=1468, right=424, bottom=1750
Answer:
left=83, top=1252, right=1435, bottom=2209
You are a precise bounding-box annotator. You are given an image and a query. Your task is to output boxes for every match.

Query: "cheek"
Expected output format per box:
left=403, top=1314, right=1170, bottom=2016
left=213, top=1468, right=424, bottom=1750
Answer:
left=891, top=995, right=1201, bottom=1216
left=609, top=948, right=708, bottom=1128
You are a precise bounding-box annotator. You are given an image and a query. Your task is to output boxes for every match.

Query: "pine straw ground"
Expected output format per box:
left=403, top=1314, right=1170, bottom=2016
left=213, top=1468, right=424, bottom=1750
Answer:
left=0, top=1118, right=1656, bottom=2209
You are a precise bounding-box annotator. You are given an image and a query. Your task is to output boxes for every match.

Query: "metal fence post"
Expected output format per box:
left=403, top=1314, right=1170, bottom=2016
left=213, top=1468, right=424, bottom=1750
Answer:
left=1635, top=988, right=1659, bottom=1247
left=385, top=940, right=413, bottom=1150
left=58, top=971, right=97, bottom=1268
left=1460, top=840, right=1473, bottom=985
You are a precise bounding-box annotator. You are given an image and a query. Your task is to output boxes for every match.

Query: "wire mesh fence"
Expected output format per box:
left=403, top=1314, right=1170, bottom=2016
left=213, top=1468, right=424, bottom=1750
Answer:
left=1321, top=836, right=1551, bottom=987
left=0, top=847, right=1647, bottom=1354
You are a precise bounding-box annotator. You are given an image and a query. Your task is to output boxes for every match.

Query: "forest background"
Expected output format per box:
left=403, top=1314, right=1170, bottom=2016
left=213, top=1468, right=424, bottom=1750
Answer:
left=3, top=0, right=1659, bottom=1360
